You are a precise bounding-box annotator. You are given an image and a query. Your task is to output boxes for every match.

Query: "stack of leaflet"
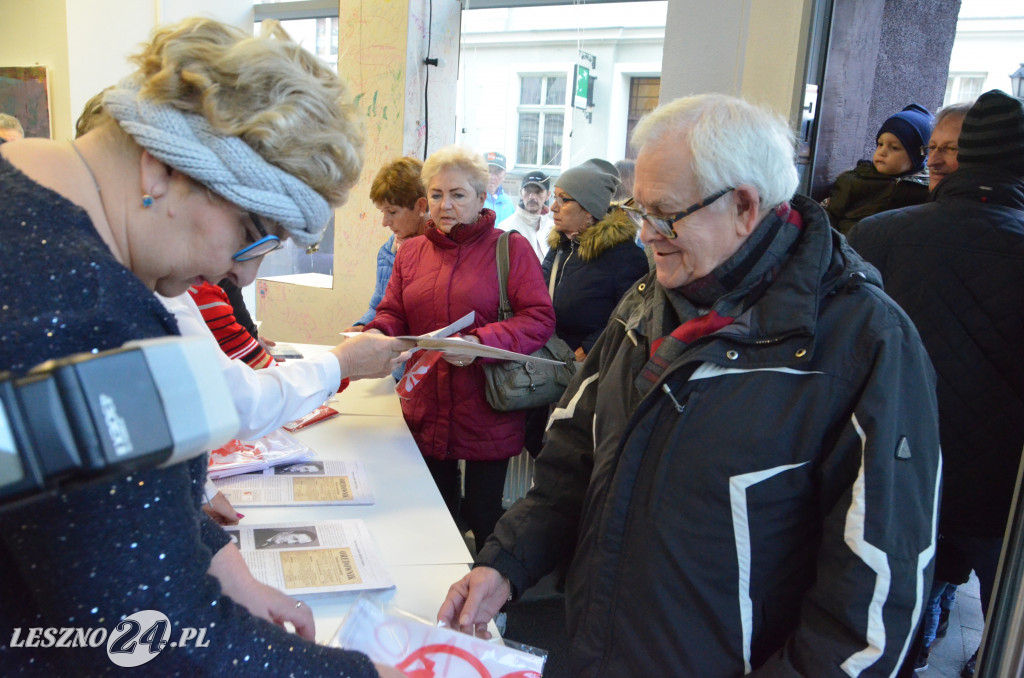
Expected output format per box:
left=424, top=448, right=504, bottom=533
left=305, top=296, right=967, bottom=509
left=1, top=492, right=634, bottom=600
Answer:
left=213, top=459, right=374, bottom=507
left=208, top=428, right=314, bottom=479
left=223, top=519, right=394, bottom=596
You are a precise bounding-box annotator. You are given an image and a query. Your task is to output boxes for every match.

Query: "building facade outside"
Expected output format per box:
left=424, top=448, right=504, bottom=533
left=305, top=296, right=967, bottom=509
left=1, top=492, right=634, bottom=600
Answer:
left=457, top=0, right=1023, bottom=190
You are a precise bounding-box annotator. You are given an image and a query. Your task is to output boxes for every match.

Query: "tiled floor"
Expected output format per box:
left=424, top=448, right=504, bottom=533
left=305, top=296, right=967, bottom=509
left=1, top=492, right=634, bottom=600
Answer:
left=917, top=572, right=983, bottom=677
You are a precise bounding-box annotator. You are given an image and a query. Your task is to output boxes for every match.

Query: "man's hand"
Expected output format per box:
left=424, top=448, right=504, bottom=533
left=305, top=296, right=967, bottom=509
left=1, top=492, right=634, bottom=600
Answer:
left=437, top=567, right=510, bottom=639
left=331, top=332, right=414, bottom=380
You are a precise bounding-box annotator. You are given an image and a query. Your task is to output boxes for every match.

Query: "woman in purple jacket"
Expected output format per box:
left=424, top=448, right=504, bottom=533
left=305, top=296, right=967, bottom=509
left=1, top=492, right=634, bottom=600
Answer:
left=365, top=146, right=555, bottom=551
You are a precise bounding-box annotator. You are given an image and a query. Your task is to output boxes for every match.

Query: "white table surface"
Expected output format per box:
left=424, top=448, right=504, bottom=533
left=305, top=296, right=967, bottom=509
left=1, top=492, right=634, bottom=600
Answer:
left=230, top=349, right=477, bottom=637
left=241, top=411, right=472, bottom=567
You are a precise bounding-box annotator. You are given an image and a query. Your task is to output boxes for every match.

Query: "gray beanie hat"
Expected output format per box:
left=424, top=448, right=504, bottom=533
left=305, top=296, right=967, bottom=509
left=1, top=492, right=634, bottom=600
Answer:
left=555, top=158, right=621, bottom=220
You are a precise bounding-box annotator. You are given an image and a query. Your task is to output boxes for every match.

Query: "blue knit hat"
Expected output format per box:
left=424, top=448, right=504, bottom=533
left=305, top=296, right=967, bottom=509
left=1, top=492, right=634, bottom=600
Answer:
left=877, top=103, right=934, bottom=172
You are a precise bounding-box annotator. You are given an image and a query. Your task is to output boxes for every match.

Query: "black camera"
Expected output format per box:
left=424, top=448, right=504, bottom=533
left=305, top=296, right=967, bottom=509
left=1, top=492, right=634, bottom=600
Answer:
left=0, top=337, right=239, bottom=510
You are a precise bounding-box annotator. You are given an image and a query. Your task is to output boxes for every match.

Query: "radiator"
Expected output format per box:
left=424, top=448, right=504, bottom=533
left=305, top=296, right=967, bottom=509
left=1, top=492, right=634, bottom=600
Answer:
left=502, top=451, right=536, bottom=508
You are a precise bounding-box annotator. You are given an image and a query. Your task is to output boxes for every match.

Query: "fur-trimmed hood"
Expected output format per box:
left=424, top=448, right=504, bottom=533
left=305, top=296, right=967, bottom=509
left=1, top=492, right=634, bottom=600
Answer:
left=547, top=208, right=639, bottom=262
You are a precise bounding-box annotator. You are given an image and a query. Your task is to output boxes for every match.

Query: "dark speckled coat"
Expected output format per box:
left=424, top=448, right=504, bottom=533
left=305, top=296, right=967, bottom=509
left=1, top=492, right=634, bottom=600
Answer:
left=0, top=155, right=376, bottom=676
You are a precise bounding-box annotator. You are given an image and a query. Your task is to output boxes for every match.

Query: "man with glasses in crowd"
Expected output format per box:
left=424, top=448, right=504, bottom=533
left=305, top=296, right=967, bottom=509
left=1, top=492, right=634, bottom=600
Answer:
left=439, top=93, right=941, bottom=676
left=849, top=91, right=1024, bottom=678
left=924, top=102, right=971, bottom=191
left=497, top=170, right=553, bottom=262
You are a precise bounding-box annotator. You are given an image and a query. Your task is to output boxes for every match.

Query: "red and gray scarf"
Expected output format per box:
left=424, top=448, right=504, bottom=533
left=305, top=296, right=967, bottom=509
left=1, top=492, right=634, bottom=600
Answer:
left=637, top=202, right=804, bottom=393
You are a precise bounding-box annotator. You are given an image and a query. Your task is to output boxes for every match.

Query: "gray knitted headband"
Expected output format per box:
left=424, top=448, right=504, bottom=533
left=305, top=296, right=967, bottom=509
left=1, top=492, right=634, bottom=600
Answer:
left=103, top=78, right=330, bottom=245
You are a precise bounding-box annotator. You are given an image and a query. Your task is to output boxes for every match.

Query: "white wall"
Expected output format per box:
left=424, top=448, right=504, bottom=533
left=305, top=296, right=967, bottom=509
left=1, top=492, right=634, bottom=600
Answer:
left=660, top=0, right=811, bottom=124
left=948, top=6, right=1024, bottom=100
left=2, top=0, right=253, bottom=141
left=65, top=1, right=154, bottom=136
left=0, top=0, right=72, bottom=140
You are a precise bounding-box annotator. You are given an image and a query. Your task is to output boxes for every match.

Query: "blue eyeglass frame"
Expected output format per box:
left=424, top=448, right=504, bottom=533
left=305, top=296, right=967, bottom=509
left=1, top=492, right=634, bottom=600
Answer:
left=233, top=213, right=283, bottom=262
left=621, top=188, right=734, bottom=239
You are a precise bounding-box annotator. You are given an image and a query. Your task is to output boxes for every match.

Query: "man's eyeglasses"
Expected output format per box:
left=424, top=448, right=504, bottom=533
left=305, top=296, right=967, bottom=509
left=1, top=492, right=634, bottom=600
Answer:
left=620, top=188, right=734, bottom=239
left=925, top=144, right=958, bottom=157
left=233, top=213, right=283, bottom=262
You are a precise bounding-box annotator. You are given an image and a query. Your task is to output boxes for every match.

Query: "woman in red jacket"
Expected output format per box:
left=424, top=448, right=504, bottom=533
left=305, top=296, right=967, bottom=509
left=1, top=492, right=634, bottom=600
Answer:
left=365, top=146, right=555, bottom=551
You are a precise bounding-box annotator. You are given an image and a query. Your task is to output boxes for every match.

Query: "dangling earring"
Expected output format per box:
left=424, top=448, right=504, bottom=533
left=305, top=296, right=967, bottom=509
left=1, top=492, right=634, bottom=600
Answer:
left=142, top=194, right=154, bottom=208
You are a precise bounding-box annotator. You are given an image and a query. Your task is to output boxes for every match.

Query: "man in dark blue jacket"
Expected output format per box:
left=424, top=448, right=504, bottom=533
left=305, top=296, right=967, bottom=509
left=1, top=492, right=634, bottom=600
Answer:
left=440, top=93, right=941, bottom=677
left=849, top=90, right=1024, bottom=678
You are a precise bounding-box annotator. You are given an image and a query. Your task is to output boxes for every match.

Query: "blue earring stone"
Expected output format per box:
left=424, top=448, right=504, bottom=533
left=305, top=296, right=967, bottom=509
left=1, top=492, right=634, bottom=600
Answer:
left=142, top=194, right=154, bottom=208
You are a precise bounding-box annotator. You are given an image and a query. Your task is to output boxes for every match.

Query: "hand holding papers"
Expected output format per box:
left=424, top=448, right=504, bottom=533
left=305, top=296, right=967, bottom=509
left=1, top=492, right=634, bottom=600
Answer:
left=347, top=312, right=565, bottom=367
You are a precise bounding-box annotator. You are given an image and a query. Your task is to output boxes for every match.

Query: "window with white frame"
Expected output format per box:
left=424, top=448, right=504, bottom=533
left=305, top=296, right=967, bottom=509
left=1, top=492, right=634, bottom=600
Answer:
left=252, top=0, right=339, bottom=281
left=516, top=74, right=567, bottom=168
left=943, top=73, right=986, bottom=107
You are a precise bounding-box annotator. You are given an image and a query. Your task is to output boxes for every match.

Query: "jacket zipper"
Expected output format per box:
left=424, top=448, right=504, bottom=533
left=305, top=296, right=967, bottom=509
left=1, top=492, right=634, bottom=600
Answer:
left=555, top=240, right=576, bottom=291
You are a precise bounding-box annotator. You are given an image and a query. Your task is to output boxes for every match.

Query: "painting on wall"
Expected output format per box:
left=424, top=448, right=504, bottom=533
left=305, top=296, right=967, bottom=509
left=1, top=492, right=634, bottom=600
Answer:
left=0, top=66, right=51, bottom=139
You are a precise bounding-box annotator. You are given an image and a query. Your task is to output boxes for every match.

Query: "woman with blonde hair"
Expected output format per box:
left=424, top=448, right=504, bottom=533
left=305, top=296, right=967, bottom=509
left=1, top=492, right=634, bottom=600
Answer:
left=0, top=17, right=406, bottom=677
left=365, top=146, right=554, bottom=552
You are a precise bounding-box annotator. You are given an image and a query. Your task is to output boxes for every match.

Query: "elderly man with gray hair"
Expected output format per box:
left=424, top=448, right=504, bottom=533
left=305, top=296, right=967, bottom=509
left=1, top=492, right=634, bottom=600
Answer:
left=0, top=113, right=24, bottom=142
left=439, top=93, right=941, bottom=676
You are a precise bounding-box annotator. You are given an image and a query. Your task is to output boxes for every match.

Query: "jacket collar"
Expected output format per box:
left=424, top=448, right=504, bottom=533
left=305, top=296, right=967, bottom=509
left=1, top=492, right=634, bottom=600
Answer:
left=931, top=167, right=1024, bottom=210
left=425, top=209, right=496, bottom=248
left=512, top=205, right=548, bottom=229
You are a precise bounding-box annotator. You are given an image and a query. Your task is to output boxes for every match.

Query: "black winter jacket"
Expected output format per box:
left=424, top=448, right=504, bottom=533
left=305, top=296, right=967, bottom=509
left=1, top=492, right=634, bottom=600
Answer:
left=849, top=168, right=1024, bottom=537
left=479, top=195, right=941, bottom=677
left=541, top=210, right=649, bottom=353
left=823, top=160, right=929, bottom=234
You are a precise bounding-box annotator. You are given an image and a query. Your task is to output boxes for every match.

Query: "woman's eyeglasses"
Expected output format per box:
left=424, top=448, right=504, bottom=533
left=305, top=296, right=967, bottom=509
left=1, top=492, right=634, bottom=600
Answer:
left=233, top=213, right=283, bottom=262
left=552, top=195, right=578, bottom=208
left=619, top=188, right=734, bottom=239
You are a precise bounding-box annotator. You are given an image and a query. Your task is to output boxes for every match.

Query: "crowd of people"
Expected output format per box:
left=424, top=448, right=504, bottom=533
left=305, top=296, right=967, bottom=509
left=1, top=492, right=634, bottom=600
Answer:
left=1, top=13, right=1022, bottom=678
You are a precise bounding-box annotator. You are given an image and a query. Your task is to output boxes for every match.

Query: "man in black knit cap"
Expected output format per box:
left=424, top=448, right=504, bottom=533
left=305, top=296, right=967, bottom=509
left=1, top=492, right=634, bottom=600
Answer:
left=849, top=89, right=1024, bottom=677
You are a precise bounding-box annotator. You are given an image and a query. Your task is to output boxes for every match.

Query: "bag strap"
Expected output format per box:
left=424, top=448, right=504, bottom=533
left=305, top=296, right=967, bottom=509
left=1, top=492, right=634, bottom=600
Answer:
left=495, top=231, right=513, bottom=321
left=547, top=249, right=562, bottom=299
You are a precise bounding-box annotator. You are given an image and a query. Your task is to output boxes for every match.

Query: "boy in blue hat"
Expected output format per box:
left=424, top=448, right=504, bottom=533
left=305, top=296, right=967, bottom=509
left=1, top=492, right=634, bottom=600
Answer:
left=822, top=103, right=933, bottom=234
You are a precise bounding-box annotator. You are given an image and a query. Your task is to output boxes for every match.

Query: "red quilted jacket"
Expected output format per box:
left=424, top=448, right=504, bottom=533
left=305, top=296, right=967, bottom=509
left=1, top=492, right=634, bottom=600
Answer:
left=365, top=209, right=555, bottom=461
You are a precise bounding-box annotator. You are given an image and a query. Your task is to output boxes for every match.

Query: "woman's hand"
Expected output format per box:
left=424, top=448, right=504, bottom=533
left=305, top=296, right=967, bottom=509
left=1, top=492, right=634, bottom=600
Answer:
left=208, top=543, right=316, bottom=639
left=574, top=346, right=587, bottom=362
left=202, top=491, right=241, bottom=526
left=374, top=663, right=408, bottom=678
left=257, top=336, right=283, bottom=362
left=442, top=334, right=481, bottom=366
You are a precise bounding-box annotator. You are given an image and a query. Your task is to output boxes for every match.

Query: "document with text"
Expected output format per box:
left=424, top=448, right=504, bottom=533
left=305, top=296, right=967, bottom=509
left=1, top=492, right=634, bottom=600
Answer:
left=223, top=519, right=394, bottom=596
left=212, top=459, right=373, bottom=506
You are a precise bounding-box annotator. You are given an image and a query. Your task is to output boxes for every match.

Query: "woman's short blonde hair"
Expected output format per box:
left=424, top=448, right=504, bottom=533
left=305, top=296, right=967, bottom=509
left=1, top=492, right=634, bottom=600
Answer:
left=421, top=146, right=489, bottom=198
left=370, top=157, right=426, bottom=209
left=128, top=17, right=363, bottom=207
